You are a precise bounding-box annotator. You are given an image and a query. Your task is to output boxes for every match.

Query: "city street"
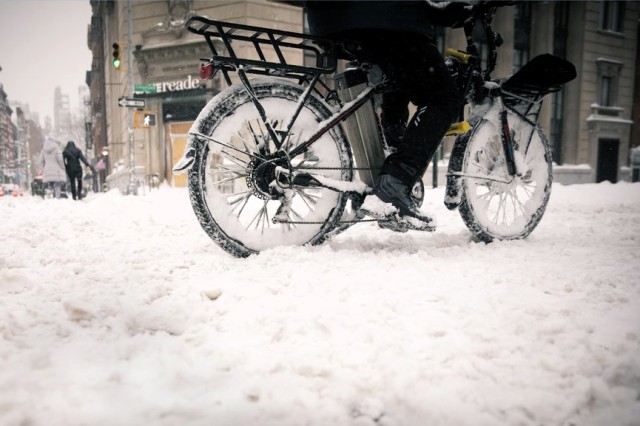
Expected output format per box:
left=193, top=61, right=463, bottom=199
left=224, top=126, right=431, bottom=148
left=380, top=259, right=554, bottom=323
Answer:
left=1, top=182, right=639, bottom=426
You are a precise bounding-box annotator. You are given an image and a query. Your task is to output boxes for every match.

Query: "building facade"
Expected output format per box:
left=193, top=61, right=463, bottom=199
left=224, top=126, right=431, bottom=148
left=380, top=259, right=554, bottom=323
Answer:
left=53, top=87, right=72, bottom=141
left=88, top=0, right=639, bottom=191
left=87, top=0, right=303, bottom=193
left=0, top=84, right=16, bottom=185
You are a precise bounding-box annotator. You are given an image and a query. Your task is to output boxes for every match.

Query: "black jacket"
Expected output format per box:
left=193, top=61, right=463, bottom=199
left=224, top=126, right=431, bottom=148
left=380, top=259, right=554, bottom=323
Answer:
left=299, top=1, right=468, bottom=41
left=62, top=141, right=91, bottom=174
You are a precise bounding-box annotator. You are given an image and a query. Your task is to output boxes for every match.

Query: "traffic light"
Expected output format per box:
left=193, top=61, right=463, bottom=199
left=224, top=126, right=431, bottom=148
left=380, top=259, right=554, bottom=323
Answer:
left=112, top=42, right=121, bottom=70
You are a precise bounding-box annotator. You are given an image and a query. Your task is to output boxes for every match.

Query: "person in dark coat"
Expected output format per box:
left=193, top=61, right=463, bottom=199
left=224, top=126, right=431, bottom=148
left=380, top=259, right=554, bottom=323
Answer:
left=62, top=141, right=95, bottom=200
left=295, top=0, right=470, bottom=231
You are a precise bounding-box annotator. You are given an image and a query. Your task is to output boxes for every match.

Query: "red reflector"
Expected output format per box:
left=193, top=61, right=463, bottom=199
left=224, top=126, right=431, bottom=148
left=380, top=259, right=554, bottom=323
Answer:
left=200, top=63, right=215, bottom=80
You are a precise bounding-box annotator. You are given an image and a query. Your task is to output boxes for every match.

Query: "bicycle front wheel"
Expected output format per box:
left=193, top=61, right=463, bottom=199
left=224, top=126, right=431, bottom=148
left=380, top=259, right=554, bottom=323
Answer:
left=188, top=79, right=352, bottom=258
left=458, top=113, right=552, bottom=242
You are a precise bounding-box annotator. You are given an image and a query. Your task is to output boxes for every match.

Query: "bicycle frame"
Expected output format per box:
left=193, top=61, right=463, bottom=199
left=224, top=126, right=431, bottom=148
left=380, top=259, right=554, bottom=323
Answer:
left=183, top=3, right=570, bottom=195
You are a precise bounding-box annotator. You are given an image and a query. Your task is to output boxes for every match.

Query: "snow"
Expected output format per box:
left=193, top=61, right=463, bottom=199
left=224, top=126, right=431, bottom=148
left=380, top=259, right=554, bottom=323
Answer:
left=1, top=182, right=640, bottom=426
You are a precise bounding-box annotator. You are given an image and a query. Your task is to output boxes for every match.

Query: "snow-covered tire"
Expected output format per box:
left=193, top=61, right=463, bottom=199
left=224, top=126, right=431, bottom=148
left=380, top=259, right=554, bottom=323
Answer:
left=458, top=113, right=552, bottom=242
left=188, top=79, right=352, bottom=258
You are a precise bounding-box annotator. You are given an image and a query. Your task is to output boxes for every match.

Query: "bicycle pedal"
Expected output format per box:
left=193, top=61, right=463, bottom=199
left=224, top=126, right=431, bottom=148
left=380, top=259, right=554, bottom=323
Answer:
left=378, top=213, right=436, bottom=233
left=378, top=219, right=409, bottom=233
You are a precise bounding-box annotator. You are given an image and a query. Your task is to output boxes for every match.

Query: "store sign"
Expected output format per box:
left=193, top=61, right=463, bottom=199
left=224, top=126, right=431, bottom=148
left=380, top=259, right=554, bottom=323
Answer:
left=135, top=76, right=201, bottom=95
left=134, top=84, right=157, bottom=94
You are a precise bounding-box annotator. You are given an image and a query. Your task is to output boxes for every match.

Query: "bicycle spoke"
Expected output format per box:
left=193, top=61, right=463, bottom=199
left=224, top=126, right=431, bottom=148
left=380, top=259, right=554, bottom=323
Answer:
left=237, top=133, right=258, bottom=155
left=519, top=182, right=535, bottom=198
left=211, top=174, right=247, bottom=186
left=479, top=189, right=495, bottom=201
left=508, top=190, right=520, bottom=222
left=513, top=191, right=528, bottom=217
left=229, top=192, right=252, bottom=216
left=192, top=131, right=261, bottom=161
left=247, top=121, right=268, bottom=155
left=245, top=200, right=267, bottom=231
left=220, top=149, right=249, bottom=168
left=296, top=189, right=320, bottom=210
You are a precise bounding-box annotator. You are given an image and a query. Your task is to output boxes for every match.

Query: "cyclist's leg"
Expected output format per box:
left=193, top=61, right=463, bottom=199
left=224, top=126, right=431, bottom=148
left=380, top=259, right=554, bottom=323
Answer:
left=361, top=35, right=459, bottom=228
left=384, top=41, right=460, bottom=181
left=380, top=91, right=409, bottom=151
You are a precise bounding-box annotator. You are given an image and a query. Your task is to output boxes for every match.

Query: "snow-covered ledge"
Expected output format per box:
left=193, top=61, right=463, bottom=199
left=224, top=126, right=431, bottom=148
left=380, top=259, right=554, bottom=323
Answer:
left=106, top=165, right=147, bottom=194
left=552, top=163, right=593, bottom=185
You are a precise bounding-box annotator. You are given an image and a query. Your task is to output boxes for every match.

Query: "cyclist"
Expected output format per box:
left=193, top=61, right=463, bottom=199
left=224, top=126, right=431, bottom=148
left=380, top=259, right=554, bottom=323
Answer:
left=287, top=0, right=470, bottom=231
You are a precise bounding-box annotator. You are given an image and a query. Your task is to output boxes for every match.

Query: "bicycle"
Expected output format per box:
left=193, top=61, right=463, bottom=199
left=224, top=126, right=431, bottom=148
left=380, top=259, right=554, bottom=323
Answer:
left=174, top=1, right=576, bottom=258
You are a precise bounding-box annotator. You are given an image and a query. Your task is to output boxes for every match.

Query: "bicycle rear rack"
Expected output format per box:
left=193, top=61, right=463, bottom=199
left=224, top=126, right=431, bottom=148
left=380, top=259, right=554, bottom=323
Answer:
left=185, top=16, right=338, bottom=86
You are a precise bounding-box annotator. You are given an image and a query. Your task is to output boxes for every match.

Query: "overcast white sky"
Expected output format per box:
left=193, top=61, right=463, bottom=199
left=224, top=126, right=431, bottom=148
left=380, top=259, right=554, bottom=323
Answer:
left=0, top=0, right=92, bottom=124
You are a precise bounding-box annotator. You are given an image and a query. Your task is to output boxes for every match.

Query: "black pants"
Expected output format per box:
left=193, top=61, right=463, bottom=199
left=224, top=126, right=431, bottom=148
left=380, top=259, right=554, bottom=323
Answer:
left=66, top=169, right=83, bottom=200
left=342, top=30, right=461, bottom=184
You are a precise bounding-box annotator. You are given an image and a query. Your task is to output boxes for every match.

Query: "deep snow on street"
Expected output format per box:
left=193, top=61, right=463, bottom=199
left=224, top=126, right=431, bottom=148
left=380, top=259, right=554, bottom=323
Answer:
left=1, top=182, right=639, bottom=426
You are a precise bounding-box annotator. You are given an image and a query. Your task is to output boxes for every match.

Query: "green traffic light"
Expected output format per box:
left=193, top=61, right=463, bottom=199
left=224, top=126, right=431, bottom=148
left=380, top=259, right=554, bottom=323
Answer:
left=112, top=42, right=121, bottom=70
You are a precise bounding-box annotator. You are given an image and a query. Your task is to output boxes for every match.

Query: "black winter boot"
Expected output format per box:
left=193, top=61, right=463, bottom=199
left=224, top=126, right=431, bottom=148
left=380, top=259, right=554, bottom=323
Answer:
left=359, top=158, right=435, bottom=232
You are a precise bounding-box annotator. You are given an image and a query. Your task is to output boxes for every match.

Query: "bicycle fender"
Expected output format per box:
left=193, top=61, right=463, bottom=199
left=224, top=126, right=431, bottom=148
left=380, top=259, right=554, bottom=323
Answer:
left=172, top=138, right=196, bottom=174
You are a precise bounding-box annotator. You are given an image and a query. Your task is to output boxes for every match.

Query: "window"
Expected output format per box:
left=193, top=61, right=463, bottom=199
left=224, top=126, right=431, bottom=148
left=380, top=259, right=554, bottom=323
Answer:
left=600, top=1, right=624, bottom=32
left=596, top=59, right=622, bottom=107
left=600, top=76, right=612, bottom=106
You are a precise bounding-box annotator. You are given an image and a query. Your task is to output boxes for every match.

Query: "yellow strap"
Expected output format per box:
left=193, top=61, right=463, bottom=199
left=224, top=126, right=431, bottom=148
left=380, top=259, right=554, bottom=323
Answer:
left=444, top=48, right=472, bottom=64
left=446, top=121, right=470, bottom=136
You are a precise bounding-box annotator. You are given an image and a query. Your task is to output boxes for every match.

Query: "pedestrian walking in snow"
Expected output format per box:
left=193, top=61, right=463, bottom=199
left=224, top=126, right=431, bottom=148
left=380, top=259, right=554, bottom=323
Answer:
left=62, top=141, right=95, bottom=201
left=37, top=135, right=67, bottom=199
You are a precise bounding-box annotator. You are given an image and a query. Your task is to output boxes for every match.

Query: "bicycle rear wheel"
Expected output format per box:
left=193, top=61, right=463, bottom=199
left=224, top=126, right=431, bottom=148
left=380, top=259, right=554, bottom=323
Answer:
left=458, top=113, right=552, bottom=242
left=188, top=79, right=352, bottom=258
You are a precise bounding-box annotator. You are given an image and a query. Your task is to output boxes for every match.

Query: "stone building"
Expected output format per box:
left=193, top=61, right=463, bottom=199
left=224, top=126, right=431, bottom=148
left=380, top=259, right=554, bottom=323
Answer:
left=87, top=0, right=639, bottom=191
left=0, top=84, right=16, bottom=184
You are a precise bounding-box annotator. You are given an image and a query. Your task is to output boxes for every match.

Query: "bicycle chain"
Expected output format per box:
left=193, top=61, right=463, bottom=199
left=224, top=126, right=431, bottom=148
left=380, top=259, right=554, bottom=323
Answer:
left=276, top=218, right=386, bottom=225
left=273, top=165, right=387, bottom=225
left=296, top=166, right=376, bottom=171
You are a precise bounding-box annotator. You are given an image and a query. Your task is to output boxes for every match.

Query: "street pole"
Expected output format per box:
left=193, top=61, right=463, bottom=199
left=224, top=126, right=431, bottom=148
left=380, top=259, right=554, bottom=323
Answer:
left=126, top=0, right=136, bottom=195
